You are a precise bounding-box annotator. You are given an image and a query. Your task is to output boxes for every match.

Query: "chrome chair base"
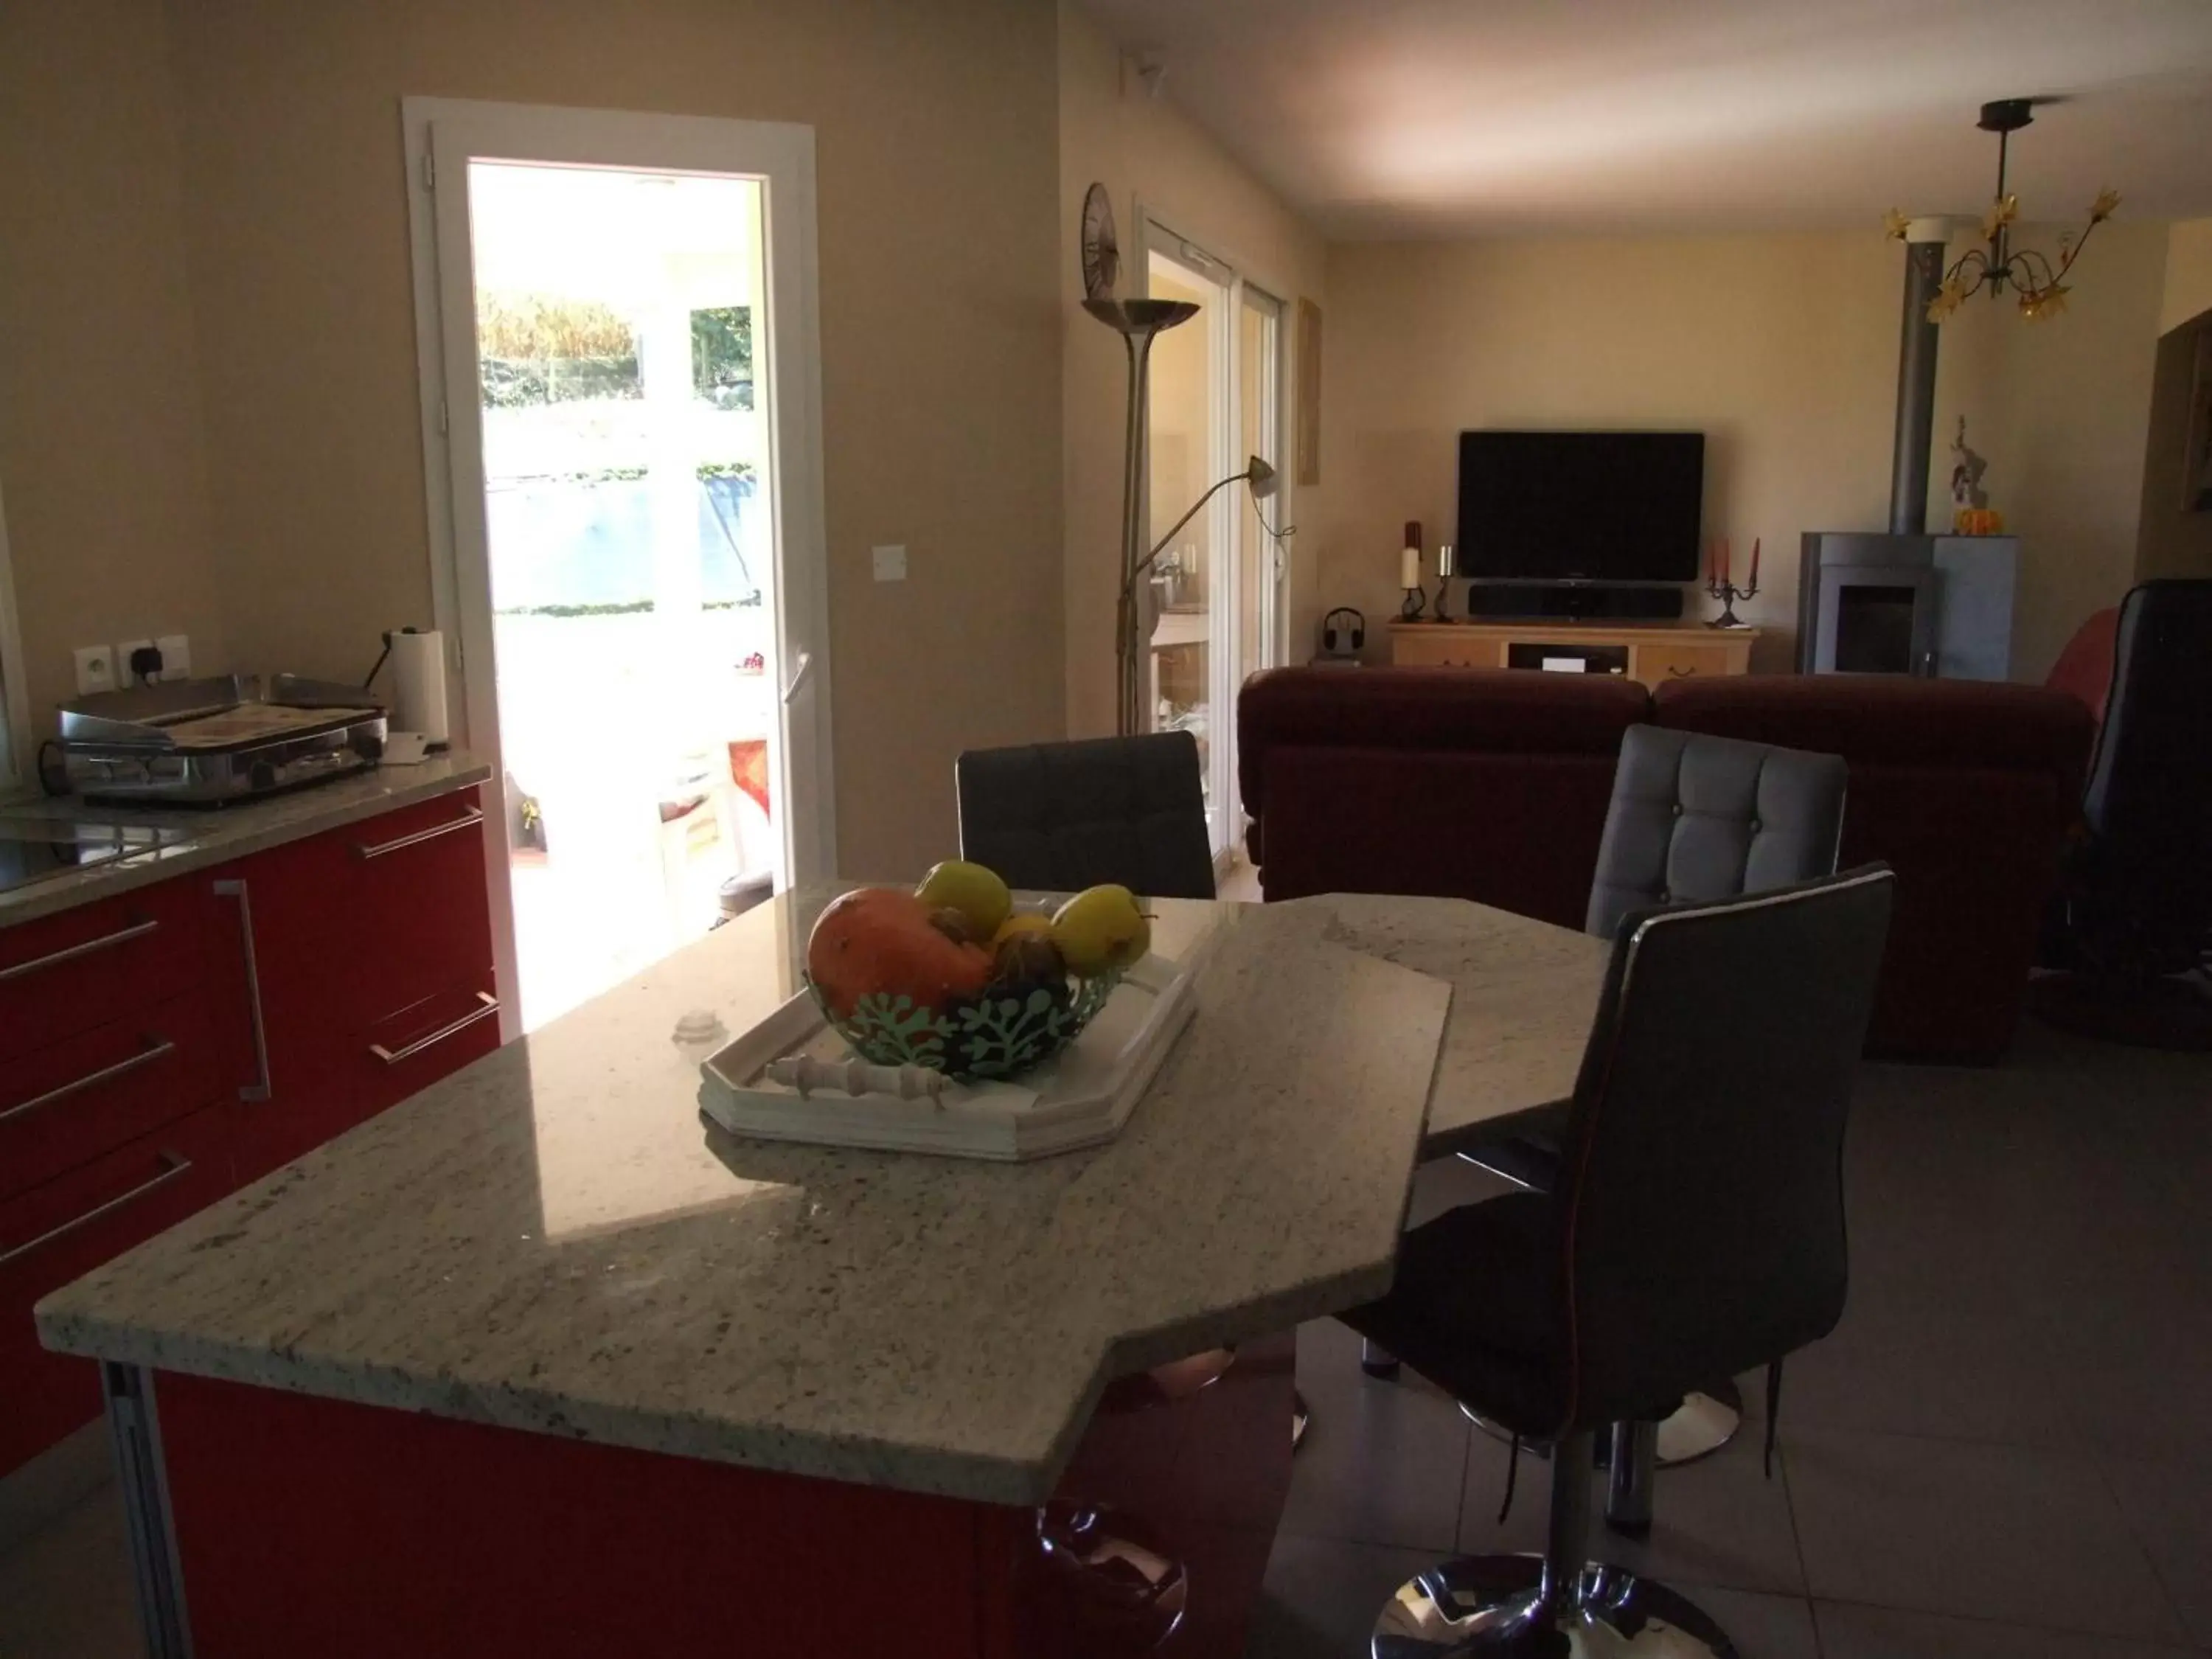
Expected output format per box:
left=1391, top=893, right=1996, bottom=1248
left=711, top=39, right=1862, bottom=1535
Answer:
left=1462, top=1380, right=1742, bottom=1469
left=1373, top=1555, right=1738, bottom=1658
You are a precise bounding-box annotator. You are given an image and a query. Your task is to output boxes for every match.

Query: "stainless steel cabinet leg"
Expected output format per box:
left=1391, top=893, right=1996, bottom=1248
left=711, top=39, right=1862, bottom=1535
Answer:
left=1361, top=1339, right=1402, bottom=1380
left=1603, top=1419, right=1658, bottom=1537
left=103, top=1363, right=190, bottom=1658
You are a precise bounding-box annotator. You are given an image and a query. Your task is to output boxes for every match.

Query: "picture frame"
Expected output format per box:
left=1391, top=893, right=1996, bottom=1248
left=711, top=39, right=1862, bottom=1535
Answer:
left=1295, top=297, right=1324, bottom=487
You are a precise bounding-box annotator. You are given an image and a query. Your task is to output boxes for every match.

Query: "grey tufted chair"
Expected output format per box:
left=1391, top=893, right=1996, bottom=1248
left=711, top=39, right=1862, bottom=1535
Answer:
left=1394, top=723, right=1851, bottom=1498
left=1585, top=726, right=1849, bottom=941
left=956, top=731, right=1216, bottom=900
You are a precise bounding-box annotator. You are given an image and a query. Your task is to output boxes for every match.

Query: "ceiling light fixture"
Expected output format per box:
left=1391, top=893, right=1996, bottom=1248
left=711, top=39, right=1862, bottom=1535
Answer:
left=1886, top=99, right=2119, bottom=323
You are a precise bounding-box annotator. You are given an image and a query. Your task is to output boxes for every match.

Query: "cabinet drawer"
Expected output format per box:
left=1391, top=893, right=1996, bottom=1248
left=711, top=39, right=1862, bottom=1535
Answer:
left=1393, top=636, right=1501, bottom=669
left=1633, top=641, right=1735, bottom=684
left=346, top=788, right=494, bottom=1026
left=0, top=990, right=220, bottom=1203
left=353, top=981, right=502, bottom=1121
left=0, top=882, right=211, bottom=1064
left=1, top=1099, right=237, bottom=1476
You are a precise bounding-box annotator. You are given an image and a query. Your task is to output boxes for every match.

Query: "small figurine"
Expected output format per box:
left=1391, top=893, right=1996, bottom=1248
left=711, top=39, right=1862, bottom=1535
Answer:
left=1950, top=417, right=2005, bottom=534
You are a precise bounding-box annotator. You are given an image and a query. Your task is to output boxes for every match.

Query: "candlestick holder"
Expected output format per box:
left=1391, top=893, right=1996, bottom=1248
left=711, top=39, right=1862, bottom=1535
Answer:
left=1704, top=574, right=1757, bottom=628
left=1400, top=584, right=1427, bottom=622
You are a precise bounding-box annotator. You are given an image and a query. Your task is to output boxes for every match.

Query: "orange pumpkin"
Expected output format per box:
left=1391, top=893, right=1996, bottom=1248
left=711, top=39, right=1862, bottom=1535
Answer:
left=805, top=887, right=994, bottom=1020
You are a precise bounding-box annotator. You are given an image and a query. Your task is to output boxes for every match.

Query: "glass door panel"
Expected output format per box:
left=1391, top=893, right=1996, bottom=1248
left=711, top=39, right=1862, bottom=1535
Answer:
left=1145, top=247, right=1229, bottom=846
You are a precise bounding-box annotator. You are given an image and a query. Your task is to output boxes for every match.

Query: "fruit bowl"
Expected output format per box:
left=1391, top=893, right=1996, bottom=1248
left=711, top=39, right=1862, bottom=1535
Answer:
left=804, top=867, right=1153, bottom=1084
left=804, top=961, right=1124, bottom=1082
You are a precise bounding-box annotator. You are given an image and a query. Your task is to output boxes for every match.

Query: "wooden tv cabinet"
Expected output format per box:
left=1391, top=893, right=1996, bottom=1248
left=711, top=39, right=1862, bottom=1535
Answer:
left=1389, top=620, right=1759, bottom=688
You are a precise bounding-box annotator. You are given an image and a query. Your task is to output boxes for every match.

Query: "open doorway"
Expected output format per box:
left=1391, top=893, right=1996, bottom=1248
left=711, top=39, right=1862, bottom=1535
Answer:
left=406, top=102, right=832, bottom=1037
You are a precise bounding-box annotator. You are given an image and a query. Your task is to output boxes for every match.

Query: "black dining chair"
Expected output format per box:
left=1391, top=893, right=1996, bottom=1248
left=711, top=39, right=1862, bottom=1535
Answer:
left=1343, top=866, right=1894, bottom=1658
left=955, top=731, right=1217, bottom=901
left=1443, top=723, right=1848, bottom=1478
left=2035, top=578, right=2212, bottom=1048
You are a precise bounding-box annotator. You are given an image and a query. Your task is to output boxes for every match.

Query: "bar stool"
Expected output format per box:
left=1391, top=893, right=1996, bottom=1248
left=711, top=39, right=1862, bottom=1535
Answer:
left=1344, top=868, right=1894, bottom=1656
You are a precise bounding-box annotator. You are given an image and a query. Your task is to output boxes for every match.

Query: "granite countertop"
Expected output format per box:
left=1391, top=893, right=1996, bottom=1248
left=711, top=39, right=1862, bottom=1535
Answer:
left=1266, top=894, right=1608, bottom=1155
left=38, top=889, right=1454, bottom=1506
left=0, top=753, right=493, bottom=927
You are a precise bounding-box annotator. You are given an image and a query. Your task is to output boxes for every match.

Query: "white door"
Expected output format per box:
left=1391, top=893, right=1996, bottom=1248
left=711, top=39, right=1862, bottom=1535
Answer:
left=1141, top=220, right=1290, bottom=863
left=404, top=100, right=832, bottom=1036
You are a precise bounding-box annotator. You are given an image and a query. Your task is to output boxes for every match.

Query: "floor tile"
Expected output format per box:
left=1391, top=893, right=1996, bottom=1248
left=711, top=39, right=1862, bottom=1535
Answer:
left=1245, top=1530, right=1436, bottom=1659
left=1683, top=1585, right=1820, bottom=1659
left=1454, top=1424, right=1810, bottom=1598
left=0, top=1487, right=142, bottom=1659
left=1784, top=1427, right=2188, bottom=1643
left=1814, top=1599, right=2199, bottom=1659
left=1781, top=1298, right=2079, bottom=1449
left=2096, top=1453, right=2212, bottom=1647
left=1284, top=1318, right=1470, bottom=1551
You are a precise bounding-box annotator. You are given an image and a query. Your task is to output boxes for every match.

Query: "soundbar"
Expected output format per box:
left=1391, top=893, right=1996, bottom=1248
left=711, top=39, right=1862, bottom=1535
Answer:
left=1464, top=583, right=1686, bottom=622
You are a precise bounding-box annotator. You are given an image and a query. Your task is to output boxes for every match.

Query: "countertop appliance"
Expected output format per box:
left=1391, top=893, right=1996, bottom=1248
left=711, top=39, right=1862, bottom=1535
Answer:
left=0, top=817, right=195, bottom=897
left=55, top=675, right=387, bottom=805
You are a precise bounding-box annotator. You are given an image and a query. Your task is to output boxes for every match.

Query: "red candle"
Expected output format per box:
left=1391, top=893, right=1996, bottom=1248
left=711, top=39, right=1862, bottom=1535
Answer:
left=1747, top=538, right=1760, bottom=591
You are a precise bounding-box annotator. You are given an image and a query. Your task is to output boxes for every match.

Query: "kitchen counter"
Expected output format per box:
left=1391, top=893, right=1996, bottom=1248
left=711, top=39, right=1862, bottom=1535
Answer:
left=0, top=753, right=493, bottom=927
left=38, top=889, right=1451, bottom=1506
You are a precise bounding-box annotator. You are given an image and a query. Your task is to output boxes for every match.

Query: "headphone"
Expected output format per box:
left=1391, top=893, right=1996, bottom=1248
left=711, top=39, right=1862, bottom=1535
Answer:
left=1322, top=607, right=1366, bottom=656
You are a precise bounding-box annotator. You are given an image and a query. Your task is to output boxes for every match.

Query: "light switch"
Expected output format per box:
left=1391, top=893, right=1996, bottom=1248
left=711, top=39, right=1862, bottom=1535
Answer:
left=156, top=634, right=192, bottom=680
left=871, top=544, right=908, bottom=583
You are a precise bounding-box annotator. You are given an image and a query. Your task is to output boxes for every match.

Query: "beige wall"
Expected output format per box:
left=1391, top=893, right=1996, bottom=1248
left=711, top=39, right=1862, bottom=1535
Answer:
left=1057, top=0, right=1328, bottom=737
left=0, top=0, right=228, bottom=734
left=2160, top=218, right=2212, bottom=337
left=1323, top=223, right=2171, bottom=681
left=1, top=0, right=1062, bottom=877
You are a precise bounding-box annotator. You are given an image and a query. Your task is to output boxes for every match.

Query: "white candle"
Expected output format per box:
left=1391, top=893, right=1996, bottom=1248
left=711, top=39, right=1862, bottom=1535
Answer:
left=1401, top=546, right=1421, bottom=589
left=1439, top=543, right=1455, bottom=578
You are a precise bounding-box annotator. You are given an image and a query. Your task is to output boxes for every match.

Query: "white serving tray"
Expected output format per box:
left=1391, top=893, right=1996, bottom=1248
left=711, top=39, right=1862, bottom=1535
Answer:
left=697, top=953, right=1197, bottom=1161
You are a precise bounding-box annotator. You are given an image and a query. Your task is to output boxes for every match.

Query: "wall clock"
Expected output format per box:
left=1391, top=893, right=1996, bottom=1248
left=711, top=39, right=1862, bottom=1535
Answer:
left=1080, top=182, right=1119, bottom=301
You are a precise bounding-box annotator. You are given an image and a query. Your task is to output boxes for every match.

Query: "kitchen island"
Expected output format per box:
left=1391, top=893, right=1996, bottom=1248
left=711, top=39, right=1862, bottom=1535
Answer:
left=39, top=887, right=1485, bottom=1658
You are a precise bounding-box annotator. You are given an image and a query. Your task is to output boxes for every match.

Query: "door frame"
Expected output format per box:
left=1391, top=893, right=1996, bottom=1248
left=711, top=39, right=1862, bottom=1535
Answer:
left=400, top=97, right=835, bottom=1039
left=0, top=480, right=30, bottom=799
left=1132, top=204, right=1296, bottom=864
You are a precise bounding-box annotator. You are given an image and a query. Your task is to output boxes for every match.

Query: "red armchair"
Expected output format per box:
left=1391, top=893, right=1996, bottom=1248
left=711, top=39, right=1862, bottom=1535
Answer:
left=1239, top=667, right=2094, bottom=1062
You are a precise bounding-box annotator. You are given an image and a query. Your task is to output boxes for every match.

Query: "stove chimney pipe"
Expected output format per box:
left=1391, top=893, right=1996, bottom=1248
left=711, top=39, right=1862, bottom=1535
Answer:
left=1889, top=221, right=1950, bottom=535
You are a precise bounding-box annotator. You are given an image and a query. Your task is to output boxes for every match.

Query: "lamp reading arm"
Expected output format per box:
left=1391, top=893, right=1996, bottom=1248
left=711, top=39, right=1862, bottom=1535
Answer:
left=1124, top=457, right=1278, bottom=594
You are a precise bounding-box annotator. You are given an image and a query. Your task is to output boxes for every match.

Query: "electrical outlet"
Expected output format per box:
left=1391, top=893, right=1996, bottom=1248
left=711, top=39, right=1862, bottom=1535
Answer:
left=155, top=634, right=191, bottom=681
left=74, top=645, right=117, bottom=695
left=871, top=544, right=908, bottom=582
left=116, top=638, right=156, bottom=688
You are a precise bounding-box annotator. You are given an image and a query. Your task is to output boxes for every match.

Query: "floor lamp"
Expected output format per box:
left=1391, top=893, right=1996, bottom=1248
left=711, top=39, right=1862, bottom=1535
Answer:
left=1085, top=299, right=1281, bottom=737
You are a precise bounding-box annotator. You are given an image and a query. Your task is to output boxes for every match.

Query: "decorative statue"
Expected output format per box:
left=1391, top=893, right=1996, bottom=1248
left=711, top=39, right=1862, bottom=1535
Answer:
left=1950, top=417, right=2004, bottom=534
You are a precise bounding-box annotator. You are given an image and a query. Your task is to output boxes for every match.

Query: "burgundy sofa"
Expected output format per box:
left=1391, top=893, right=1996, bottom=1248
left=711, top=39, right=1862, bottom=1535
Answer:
left=1239, top=667, right=2096, bottom=1062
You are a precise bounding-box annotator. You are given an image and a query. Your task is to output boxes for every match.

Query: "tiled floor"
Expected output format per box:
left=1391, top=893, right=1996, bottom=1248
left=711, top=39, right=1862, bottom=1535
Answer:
left=1248, top=1013, right=2212, bottom=1657
left=2, top=1016, right=2205, bottom=1657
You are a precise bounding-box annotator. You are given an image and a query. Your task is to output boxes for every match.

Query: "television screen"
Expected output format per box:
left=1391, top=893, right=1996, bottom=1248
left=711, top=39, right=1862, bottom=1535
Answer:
left=1455, top=431, right=1705, bottom=583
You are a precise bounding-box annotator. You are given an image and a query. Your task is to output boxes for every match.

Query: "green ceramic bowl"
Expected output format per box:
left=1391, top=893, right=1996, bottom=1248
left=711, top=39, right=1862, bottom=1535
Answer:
left=806, top=966, right=1124, bottom=1083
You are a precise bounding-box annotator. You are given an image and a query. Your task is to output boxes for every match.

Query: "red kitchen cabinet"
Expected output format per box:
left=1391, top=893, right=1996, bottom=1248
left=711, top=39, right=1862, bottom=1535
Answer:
left=0, top=1099, right=239, bottom=1475
left=4, top=783, right=498, bottom=1480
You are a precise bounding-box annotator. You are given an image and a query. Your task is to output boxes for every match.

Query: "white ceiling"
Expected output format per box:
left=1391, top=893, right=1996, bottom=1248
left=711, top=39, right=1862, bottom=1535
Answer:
left=1079, top=0, right=2212, bottom=240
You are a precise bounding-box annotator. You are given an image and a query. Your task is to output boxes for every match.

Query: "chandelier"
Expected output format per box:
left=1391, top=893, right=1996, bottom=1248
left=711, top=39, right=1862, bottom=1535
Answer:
left=1885, top=98, right=2119, bottom=322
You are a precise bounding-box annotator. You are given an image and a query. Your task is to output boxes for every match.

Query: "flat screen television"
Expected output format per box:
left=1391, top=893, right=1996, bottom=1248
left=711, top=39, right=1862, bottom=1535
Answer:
left=1455, top=431, right=1705, bottom=584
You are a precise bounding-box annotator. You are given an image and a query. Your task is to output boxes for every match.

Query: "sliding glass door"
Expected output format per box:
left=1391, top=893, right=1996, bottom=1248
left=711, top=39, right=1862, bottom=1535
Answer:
left=1143, top=223, right=1287, bottom=862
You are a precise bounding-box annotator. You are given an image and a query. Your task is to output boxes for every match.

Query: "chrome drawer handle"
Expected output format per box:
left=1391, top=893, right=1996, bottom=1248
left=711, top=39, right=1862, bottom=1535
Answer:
left=369, top=992, right=498, bottom=1066
left=0, top=917, right=160, bottom=983
left=0, top=1037, right=177, bottom=1126
left=0, top=1152, right=192, bottom=1267
left=355, top=806, right=485, bottom=861
left=212, top=880, right=272, bottom=1102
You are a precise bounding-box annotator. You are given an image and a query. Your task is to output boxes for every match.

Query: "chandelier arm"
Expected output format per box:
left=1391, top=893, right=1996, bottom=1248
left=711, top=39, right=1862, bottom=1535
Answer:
left=2048, top=217, right=2104, bottom=285
left=2011, top=247, right=2058, bottom=293
left=1944, top=247, right=1991, bottom=294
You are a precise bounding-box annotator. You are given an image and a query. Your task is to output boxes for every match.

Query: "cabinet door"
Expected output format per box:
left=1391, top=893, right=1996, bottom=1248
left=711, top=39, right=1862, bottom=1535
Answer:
left=1392, top=633, right=1500, bottom=669
left=0, top=1100, right=237, bottom=1476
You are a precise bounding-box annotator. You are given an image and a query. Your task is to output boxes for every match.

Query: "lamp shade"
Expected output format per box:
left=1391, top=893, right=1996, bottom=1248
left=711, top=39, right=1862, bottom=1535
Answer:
left=1245, top=456, right=1279, bottom=501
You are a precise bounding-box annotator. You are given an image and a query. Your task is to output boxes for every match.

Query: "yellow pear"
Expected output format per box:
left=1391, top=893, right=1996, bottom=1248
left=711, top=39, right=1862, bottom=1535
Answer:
left=1051, top=884, right=1150, bottom=977
left=916, top=860, right=1012, bottom=939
